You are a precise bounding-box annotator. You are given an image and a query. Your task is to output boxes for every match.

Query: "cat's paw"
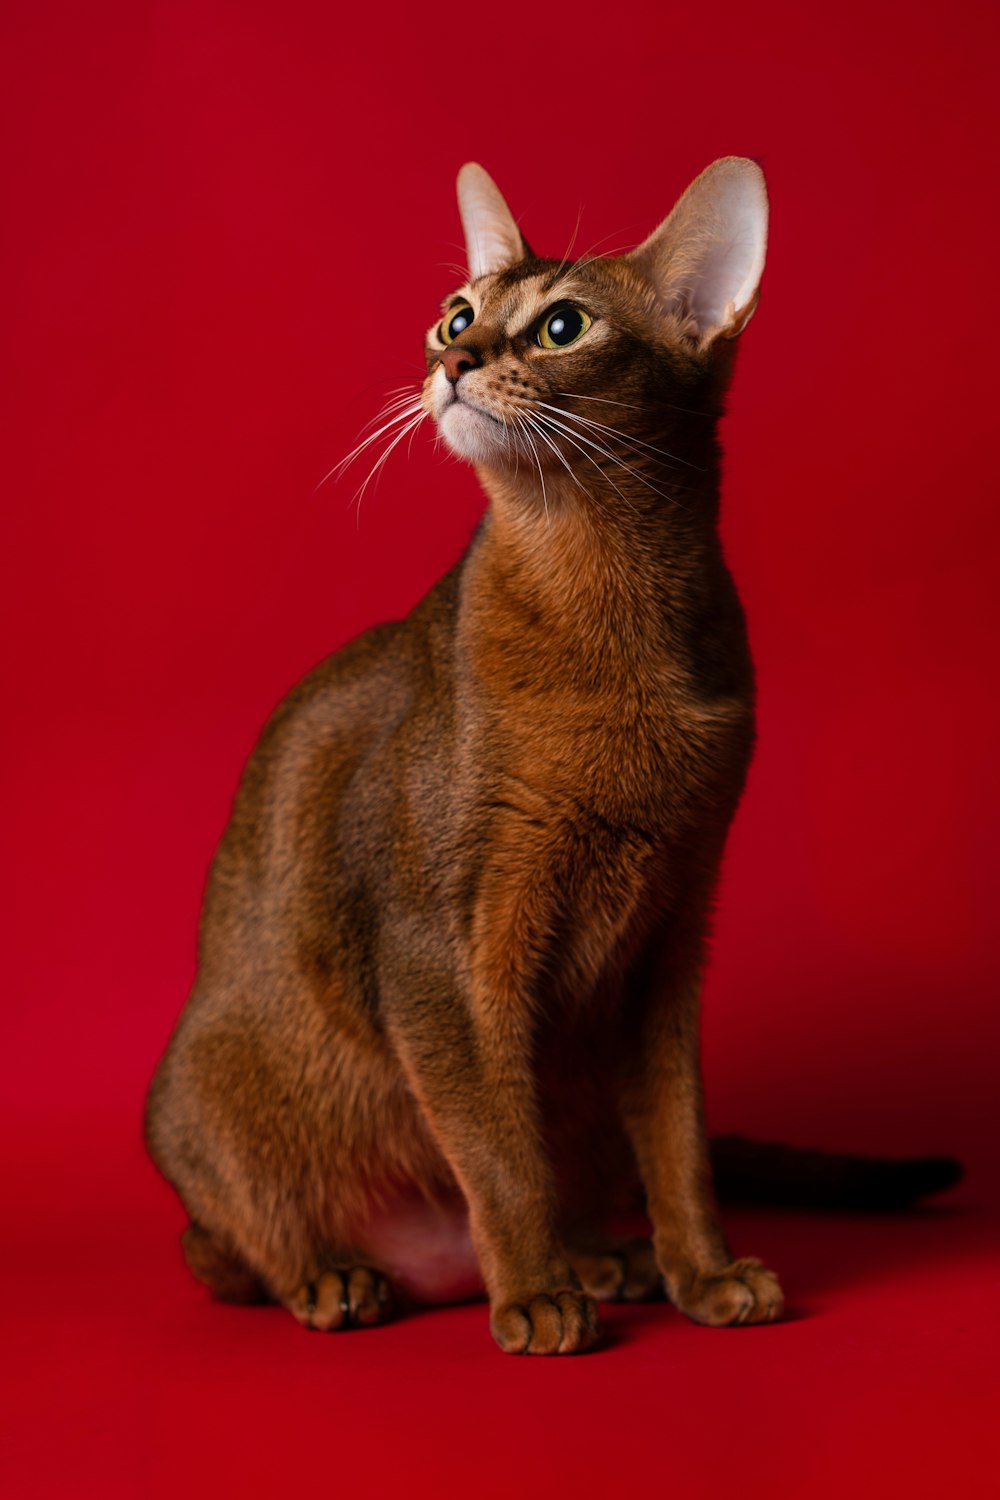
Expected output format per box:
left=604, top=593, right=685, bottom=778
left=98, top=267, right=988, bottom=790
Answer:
left=286, top=1267, right=394, bottom=1331
left=490, top=1288, right=601, bottom=1354
left=569, top=1236, right=664, bottom=1302
left=672, top=1256, right=784, bottom=1327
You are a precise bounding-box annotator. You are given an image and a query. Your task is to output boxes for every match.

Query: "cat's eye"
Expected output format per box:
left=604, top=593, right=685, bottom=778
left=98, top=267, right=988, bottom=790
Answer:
left=440, top=303, right=475, bottom=344
left=536, top=305, right=592, bottom=350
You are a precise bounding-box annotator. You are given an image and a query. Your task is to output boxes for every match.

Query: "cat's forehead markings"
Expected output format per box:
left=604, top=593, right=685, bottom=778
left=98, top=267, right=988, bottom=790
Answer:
left=471, top=258, right=577, bottom=302
left=470, top=268, right=594, bottom=334
left=510, top=277, right=597, bottom=335
left=436, top=259, right=601, bottom=341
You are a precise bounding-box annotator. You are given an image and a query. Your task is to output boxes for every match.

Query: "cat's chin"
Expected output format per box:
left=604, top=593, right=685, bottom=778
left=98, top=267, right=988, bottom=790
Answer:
left=438, top=400, right=513, bottom=468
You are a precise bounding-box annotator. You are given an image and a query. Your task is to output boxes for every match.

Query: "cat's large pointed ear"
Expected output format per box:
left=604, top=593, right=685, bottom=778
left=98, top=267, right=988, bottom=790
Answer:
left=457, top=163, right=529, bottom=280
left=627, top=157, right=768, bottom=345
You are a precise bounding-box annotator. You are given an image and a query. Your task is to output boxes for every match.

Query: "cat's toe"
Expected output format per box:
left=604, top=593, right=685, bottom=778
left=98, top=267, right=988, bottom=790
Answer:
left=673, top=1256, right=784, bottom=1327
left=287, top=1267, right=395, bottom=1331
left=490, top=1288, right=600, bottom=1355
left=570, top=1237, right=663, bottom=1302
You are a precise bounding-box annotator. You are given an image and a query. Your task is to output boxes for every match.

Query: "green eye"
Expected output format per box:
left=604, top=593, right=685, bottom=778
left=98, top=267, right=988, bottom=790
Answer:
left=440, top=303, right=475, bottom=344
left=537, top=304, right=592, bottom=349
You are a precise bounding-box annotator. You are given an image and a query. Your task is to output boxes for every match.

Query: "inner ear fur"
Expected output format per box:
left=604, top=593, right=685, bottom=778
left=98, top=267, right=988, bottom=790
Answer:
left=627, top=157, right=768, bottom=347
left=457, top=162, right=531, bottom=281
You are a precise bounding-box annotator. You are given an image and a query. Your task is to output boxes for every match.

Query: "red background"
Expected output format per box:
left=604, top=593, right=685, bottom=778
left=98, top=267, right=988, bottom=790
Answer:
left=3, top=1, right=998, bottom=1495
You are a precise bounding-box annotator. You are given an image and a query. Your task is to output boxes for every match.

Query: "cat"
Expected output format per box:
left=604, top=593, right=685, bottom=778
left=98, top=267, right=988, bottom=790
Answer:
left=146, top=159, right=959, bottom=1354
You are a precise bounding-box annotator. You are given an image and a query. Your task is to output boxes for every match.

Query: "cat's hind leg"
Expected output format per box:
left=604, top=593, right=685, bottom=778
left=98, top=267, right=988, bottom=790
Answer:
left=284, top=1264, right=395, bottom=1331
left=183, top=1224, right=397, bottom=1330
left=182, top=1222, right=270, bottom=1305
left=149, top=1002, right=428, bottom=1333
left=566, top=1235, right=663, bottom=1302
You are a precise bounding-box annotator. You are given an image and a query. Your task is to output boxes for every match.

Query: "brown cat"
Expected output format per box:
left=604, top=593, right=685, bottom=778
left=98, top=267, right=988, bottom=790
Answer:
left=146, top=159, right=959, bottom=1353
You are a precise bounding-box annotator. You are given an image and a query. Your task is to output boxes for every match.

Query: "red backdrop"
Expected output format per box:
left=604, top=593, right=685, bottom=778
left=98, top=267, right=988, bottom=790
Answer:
left=3, top=1, right=998, bottom=1496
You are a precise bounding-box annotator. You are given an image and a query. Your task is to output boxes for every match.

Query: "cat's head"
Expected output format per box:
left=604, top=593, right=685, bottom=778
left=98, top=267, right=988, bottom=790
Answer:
left=422, top=159, right=768, bottom=487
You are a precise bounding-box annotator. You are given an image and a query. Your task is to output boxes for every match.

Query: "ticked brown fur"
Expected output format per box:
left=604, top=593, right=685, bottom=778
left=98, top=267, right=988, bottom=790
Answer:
left=147, top=159, right=786, bottom=1352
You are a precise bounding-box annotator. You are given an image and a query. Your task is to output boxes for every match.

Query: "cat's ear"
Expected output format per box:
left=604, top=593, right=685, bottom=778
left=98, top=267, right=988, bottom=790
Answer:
left=457, top=163, right=530, bottom=280
left=627, top=157, right=768, bottom=345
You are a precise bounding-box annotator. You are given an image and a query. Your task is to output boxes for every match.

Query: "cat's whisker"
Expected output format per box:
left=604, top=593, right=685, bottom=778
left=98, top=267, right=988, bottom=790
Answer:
left=511, top=412, right=549, bottom=525
left=349, top=409, right=427, bottom=521
left=510, top=413, right=537, bottom=509
left=353, top=374, right=425, bottom=399
left=536, top=401, right=703, bottom=472
left=557, top=222, right=644, bottom=267
left=336, top=396, right=425, bottom=458
left=443, top=241, right=471, bottom=279
left=534, top=407, right=692, bottom=514
left=358, top=407, right=427, bottom=475
left=542, top=411, right=701, bottom=497
left=558, top=389, right=714, bottom=421
left=556, top=391, right=646, bottom=411
left=506, top=412, right=521, bottom=481
left=334, top=388, right=424, bottom=459
left=533, top=409, right=651, bottom=480
left=319, top=399, right=426, bottom=491
left=405, top=413, right=426, bottom=459
left=513, top=411, right=617, bottom=511
left=518, top=410, right=588, bottom=498
left=531, top=412, right=643, bottom=518
left=375, top=383, right=425, bottom=401
left=538, top=404, right=679, bottom=468
left=438, top=260, right=471, bottom=282
left=548, top=204, right=584, bottom=286
left=355, top=394, right=426, bottom=438
left=316, top=392, right=426, bottom=505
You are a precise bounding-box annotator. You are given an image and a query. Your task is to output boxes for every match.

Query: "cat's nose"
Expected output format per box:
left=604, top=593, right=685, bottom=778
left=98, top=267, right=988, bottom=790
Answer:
left=440, top=345, right=481, bottom=384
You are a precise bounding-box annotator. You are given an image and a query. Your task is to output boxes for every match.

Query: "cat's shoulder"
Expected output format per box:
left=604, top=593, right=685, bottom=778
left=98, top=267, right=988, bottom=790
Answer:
left=252, top=557, right=466, bottom=750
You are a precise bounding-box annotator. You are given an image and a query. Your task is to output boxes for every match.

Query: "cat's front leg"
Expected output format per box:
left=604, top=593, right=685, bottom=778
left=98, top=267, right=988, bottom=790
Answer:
left=619, top=947, right=784, bottom=1327
left=383, top=956, right=599, bottom=1354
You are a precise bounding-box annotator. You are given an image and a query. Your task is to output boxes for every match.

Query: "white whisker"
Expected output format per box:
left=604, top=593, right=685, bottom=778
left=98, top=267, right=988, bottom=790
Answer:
left=316, top=399, right=425, bottom=492
left=536, top=401, right=702, bottom=472
left=511, top=412, right=549, bottom=525
left=354, top=394, right=425, bottom=438
left=548, top=204, right=584, bottom=285
left=520, top=411, right=587, bottom=496
left=530, top=411, right=642, bottom=517
left=558, top=388, right=713, bottom=421
left=556, top=391, right=645, bottom=411
left=349, top=409, right=427, bottom=523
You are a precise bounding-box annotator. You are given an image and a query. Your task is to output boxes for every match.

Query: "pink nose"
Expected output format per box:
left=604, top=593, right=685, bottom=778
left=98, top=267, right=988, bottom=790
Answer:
left=440, top=345, right=479, bottom=383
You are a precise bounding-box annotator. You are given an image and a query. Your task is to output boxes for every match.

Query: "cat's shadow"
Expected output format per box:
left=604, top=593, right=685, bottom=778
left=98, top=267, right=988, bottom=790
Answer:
left=723, top=1198, right=990, bottom=1318
left=600, top=1196, right=989, bottom=1347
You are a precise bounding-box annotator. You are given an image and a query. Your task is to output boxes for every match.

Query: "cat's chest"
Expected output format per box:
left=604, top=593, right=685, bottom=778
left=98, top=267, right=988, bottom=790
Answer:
left=459, top=680, right=753, bottom=993
left=488, top=671, right=754, bottom=830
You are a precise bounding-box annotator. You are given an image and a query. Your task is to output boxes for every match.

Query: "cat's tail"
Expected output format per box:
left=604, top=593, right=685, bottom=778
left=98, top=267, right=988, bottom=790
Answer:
left=709, top=1134, right=963, bottom=1210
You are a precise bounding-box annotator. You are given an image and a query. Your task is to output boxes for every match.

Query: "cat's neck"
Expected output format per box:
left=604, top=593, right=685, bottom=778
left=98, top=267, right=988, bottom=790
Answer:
left=459, top=457, right=726, bottom=691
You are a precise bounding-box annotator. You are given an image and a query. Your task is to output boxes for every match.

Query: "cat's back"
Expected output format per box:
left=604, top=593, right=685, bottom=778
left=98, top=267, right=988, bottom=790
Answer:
left=195, top=563, right=464, bottom=980
left=145, top=578, right=464, bottom=1180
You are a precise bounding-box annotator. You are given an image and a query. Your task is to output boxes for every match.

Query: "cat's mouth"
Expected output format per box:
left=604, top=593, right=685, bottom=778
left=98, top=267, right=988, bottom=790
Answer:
left=436, top=388, right=514, bottom=467
left=446, top=391, right=504, bottom=427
